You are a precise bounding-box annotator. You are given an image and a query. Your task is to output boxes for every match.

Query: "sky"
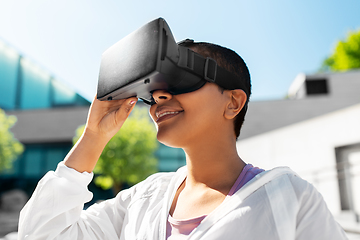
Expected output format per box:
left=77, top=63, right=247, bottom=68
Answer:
left=0, top=0, right=359, bottom=102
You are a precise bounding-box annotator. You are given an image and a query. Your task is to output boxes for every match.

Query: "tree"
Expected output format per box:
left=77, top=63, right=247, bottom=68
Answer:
left=322, top=29, right=360, bottom=71
left=74, top=106, right=158, bottom=194
left=0, top=109, right=24, bottom=173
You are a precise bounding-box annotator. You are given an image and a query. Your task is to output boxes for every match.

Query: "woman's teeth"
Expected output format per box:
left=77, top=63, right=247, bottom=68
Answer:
left=157, top=111, right=180, bottom=118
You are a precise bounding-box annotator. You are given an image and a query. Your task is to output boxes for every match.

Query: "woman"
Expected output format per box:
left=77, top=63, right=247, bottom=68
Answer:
left=18, top=41, right=347, bottom=240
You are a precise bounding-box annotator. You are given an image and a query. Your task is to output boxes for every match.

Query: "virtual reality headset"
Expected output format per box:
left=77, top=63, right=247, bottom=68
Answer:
left=97, top=18, right=248, bottom=105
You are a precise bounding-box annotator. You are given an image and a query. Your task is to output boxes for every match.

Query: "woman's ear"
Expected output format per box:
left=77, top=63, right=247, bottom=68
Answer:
left=224, top=89, right=247, bottom=120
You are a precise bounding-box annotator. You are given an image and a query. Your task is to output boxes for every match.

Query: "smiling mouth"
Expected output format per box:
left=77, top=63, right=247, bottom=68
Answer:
left=156, top=111, right=183, bottom=123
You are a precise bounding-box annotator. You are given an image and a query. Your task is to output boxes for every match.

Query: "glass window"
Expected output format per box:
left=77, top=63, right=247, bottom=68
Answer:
left=10, top=156, right=22, bottom=177
left=74, top=94, right=91, bottom=106
left=0, top=155, right=22, bottom=177
left=158, top=157, right=184, bottom=172
left=52, top=79, right=77, bottom=106
left=157, top=144, right=186, bottom=172
left=0, top=40, right=90, bottom=110
left=0, top=41, right=19, bottom=110
left=0, top=143, right=72, bottom=178
left=45, top=145, right=69, bottom=171
left=305, top=79, right=329, bottom=95
left=24, top=146, right=43, bottom=177
left=20, top=58, right=51, bottom=109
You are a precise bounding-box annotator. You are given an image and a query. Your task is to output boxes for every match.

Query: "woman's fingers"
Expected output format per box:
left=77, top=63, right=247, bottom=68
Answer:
left=114, top=98, right=138, bottom=125
left=86, top=96, right=138, bottom=139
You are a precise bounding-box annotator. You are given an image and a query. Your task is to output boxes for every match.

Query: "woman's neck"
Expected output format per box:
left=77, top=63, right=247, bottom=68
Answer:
left=169, top=135, right=246, bottom=219
left=182, top=134, right=245, bottom=192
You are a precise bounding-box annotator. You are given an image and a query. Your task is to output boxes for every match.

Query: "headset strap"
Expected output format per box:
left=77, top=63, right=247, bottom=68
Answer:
left=177, top=44, right=250, bottom=98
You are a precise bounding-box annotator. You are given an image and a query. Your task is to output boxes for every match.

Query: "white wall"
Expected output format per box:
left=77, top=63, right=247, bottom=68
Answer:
left=236, top=103, right=360, bottom=215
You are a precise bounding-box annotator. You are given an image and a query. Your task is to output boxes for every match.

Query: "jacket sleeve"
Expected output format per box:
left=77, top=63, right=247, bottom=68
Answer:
left=18, top=161, right=127, bottom=240
left=290, top=175, right=348, bottom=240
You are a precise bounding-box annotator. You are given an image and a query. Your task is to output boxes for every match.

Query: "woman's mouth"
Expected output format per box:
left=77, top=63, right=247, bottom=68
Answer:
left=156, top=111, right=183, bottom=124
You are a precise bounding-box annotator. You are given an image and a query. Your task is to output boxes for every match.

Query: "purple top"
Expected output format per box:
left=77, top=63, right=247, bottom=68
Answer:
left=166, top=164, right=264, bottom=239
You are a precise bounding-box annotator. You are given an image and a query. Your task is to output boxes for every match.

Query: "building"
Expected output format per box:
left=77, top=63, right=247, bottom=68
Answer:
left=237, top=70, right=360, bottom=233
left=0, top=39, right=91, bottom=196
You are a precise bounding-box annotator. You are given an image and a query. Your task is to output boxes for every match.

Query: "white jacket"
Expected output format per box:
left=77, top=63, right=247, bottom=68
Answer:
left=18, top=162, right=347, bottom=240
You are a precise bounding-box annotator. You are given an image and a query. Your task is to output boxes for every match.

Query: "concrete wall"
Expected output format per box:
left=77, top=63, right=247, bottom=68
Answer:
left=7, top=107, right=89, bottom=143
left=240, top=70, right=360, bottom=140
left=236, top=103, right=360, bottom=215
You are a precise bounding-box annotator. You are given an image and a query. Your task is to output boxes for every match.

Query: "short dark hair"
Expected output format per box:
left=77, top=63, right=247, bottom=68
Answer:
left=181, top=41, right=251, bottom=139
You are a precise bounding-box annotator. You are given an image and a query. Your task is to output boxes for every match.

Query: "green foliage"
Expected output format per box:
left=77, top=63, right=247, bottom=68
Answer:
left=74, top=107, right=158, bottom=193
left=0, top=109, right=24, bottom=173
left=322, top=29, right=360, bottom=71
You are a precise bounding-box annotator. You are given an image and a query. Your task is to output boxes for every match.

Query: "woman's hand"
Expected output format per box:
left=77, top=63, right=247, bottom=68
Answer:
left=64, top=95, right=137, bottom=173
left=85, top=96, right=138, bottom=142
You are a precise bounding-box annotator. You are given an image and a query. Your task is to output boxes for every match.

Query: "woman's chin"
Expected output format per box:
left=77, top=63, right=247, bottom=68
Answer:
left=156, top=131, right=184, bottom=149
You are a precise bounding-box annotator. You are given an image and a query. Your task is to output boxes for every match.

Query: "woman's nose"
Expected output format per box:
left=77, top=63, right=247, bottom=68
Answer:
left=152, top=90, right=172, bottom=104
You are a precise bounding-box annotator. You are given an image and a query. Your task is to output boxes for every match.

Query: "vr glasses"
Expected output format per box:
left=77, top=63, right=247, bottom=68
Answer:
left=97, top=18, right=248, bottom=105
